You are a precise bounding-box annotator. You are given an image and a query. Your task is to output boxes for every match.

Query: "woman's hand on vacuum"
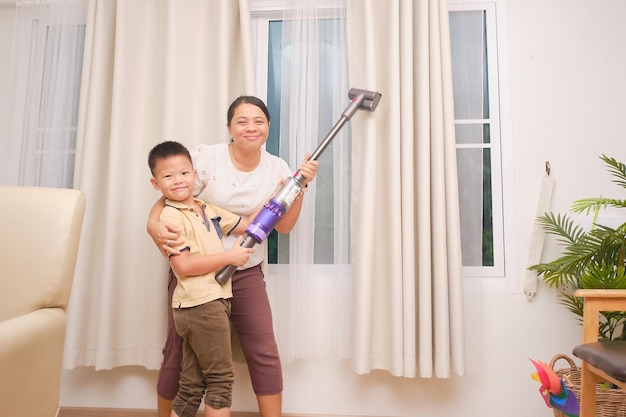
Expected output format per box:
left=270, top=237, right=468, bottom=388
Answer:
left=298, top=154, right=319, bottom=187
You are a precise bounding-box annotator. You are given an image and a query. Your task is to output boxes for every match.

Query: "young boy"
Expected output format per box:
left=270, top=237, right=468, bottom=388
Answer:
left=148, top=141, right=254, bottom=417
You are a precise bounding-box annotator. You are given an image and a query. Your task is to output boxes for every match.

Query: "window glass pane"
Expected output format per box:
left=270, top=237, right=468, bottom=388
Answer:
left=455, top=123, right=490, bottom=145
left=449, top=10, right=488, bottom=120
left=450, top=7, right=500, bottom=270
left=457, top=147, right=493, bottom=267
left=261, top=6, right=504, bottom=274
left=266, top=20, right=282, bottom=264
left=267, top=20, right=282, bottom=159
left=21, top=22, right=85, bottom=188
left=480, top=147, right=493, bottom=267
left=266, top=18, right=349, bottom=265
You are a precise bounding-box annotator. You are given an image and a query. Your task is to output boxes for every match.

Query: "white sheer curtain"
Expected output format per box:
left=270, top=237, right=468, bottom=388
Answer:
left=265, top=0, right=352, bottom=362
left=64, top=0, right=255, bottom=369
left=347, top=0, right=465, bottom=378
left=2, top=0, right=86, bottom=187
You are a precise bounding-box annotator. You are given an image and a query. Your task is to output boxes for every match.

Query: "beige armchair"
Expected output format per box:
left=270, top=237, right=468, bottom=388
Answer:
left=0, top=186, right=85, bottom=417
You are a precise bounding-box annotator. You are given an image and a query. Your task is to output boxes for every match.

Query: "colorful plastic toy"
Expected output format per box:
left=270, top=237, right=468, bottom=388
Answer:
left=529, top=358, right=580, bottom=417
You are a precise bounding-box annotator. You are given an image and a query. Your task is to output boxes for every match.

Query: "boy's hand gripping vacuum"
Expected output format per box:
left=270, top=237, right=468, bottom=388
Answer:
left=215, top=88, right=382, bottom=284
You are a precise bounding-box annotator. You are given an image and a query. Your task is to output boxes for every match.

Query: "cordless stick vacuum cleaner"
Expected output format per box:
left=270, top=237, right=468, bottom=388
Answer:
left=215, top=88, right=382, bottom=285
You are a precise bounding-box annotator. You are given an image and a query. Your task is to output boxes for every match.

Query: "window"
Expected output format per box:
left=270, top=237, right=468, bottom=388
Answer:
left=253, top=0, right=511, bottom=279
left=8, top=1, right=511, bottom=279
left=251, top=4, right=350, bottom=266
left=3, top=4, right=86, bottom=188
left=265, top=18, right=350, bottom=264
left=449, top=1, right=506, bottom=278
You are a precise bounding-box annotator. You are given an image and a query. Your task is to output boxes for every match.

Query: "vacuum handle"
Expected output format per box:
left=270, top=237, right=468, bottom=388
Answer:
left=296, top=88, right=382, bottom=178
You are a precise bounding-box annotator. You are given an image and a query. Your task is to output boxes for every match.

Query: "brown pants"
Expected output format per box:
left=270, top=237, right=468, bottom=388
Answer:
left=157, top=265, right=283, bottom=400
left=171, top=299, right=233, bottom=417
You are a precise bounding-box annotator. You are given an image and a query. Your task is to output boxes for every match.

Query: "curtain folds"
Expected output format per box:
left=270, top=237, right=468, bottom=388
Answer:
left=347, top=0, right=465, bottom=378
left=18, top=0, right=467, bottom=376
left=64, top=0, right=254, bottom=370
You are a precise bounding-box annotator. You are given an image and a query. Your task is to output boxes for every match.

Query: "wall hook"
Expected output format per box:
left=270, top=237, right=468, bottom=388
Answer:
left=545, top=161, right=551, bottom=176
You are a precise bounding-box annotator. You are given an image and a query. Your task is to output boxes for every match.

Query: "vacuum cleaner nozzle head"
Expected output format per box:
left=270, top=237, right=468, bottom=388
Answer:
left=348, top=88, right=382, bottom=111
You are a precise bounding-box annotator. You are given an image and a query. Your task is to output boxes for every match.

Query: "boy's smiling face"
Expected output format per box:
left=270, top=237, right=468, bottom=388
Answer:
left=150, top=154, right=196, bottom=206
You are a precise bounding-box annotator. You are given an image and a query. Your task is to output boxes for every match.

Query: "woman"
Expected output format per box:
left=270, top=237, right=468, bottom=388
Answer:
left=147, top=96, right=319, bottom=417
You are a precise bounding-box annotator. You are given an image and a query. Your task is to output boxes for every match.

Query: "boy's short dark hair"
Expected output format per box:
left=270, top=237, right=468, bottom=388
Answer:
left=148, top=141, right=192, bottom=176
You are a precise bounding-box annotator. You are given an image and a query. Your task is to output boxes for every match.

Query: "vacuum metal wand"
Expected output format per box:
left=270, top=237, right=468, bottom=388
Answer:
left=215, top=88, right=382, bottom=284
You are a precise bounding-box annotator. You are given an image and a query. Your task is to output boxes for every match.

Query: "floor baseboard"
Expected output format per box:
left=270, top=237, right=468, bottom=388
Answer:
left=58, top=408, right=259, bottom=417
left=58, top=407, right=359, bottom=417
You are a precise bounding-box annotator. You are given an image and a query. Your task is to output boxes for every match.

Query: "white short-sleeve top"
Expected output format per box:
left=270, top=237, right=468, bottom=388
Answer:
left=192, top=142, right=292, bottom=269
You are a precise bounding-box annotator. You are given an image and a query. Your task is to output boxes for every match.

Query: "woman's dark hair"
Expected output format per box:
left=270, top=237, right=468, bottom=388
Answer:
left=227, top=96, right=271, bottom=126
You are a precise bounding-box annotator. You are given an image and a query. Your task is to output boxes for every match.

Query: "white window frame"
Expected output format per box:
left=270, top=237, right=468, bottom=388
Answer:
left=253, top=0, right=517, bottom=287
left=450, top=2, right=504, bottom=278
left=450, top=0, right=517, bottom=291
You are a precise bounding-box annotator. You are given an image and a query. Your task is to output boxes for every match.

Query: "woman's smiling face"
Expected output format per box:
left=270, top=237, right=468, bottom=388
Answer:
left=228, top=102, right=270, bottom=151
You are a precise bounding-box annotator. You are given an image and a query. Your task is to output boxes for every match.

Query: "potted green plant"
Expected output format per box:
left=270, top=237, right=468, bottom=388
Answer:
left=529, top=154, right=626, bottom=341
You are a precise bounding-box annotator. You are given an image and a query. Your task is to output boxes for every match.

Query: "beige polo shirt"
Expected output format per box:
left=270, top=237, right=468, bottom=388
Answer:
left=160, top=198, right=242, bottom=308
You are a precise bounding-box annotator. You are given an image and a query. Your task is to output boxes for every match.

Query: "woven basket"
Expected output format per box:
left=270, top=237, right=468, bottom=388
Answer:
left=550, top=353, right=626, bottom=417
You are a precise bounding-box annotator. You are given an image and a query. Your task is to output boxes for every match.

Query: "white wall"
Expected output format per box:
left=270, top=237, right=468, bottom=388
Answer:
left=4, top=0, right=626, bottom=416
